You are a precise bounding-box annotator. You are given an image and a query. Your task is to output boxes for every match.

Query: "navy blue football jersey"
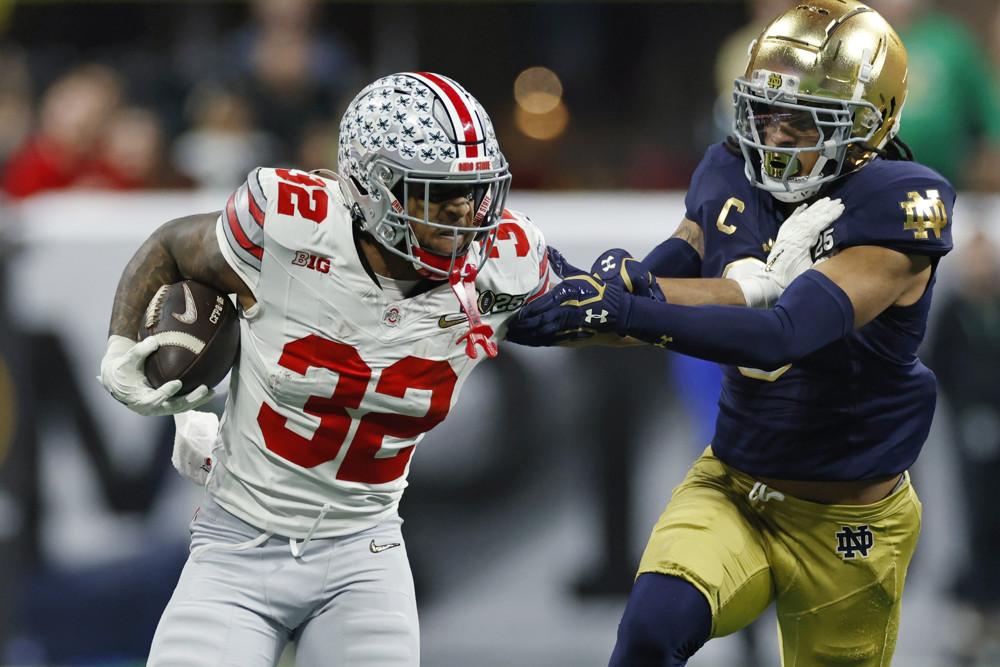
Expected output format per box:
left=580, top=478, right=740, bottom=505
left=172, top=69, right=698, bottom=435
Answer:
left=683, top=143, right=954, bottom=480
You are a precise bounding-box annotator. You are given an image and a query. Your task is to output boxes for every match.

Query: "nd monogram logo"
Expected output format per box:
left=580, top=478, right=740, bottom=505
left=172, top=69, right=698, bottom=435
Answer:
left=900, top=190, right=948, bottom=240
left=584, top=308, right=608, bottom=324
left=835, top=524, right=874, bottom=559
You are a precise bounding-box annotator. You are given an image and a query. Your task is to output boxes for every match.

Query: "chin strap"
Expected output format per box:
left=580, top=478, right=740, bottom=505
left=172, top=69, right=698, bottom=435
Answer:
left=448, top=262, right=498, bottom=359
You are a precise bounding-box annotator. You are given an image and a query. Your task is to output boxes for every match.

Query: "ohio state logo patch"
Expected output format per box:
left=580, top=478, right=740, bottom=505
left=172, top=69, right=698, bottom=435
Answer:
left=383, top=306, right=402, bottom=327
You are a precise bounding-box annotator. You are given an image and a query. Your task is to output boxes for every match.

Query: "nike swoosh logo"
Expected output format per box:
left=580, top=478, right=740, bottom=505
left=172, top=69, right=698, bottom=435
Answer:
left=172, top=283, right=198, bottom=325
left=437, top=314, right=468, bottom=328
left=369, top=539, right=401, bottom=553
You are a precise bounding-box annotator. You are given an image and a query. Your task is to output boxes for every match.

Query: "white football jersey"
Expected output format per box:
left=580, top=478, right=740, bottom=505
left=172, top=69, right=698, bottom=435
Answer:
left=210, top=167, right=551, bottom=538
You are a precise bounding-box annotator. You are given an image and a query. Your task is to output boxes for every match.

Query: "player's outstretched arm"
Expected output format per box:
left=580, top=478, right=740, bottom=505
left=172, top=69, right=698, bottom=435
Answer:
left=508, top=237, right=930, bottom=366
left=623, top=244, right=930, bottom=368
left=508, top=198, right=844, bottom=348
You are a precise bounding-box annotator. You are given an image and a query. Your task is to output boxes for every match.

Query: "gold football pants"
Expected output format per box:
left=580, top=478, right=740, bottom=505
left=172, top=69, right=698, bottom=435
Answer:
left=637, top=447, right=921, bottom=666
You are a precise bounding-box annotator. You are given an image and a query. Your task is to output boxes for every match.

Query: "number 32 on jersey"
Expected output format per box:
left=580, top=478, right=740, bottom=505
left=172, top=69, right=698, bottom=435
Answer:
left=257, top=335, right=457, bottom=484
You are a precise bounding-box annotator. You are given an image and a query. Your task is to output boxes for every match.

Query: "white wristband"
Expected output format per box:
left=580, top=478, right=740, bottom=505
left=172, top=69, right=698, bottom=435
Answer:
left=733, top=274, right=780, bottom=309
left=726, top=259, right=780, bottom=309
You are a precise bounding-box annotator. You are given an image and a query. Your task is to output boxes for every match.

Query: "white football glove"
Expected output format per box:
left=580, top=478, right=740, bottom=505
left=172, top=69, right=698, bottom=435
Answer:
left=98, top=334, right=215, bottom=416
left=731, top=196, right=844, bottom=307
left=765, top=196, right=844, bottom=288
left=172, top=410, right=218, bottom=486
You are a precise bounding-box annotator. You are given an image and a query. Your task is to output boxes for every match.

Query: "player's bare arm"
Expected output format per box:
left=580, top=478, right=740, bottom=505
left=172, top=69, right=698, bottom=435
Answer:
left=671, top=218, right=705, bottom=256
left=646, top=219, right=739, bottom=306
left=656, top=276, right=744, bottom=306
left=814, top=244, right=932, bottom=328
left=101, top=212, right=246, bottom=415
left=650, top=198, right=845, bottom=309
left=109, top=212, right=253, bottom=339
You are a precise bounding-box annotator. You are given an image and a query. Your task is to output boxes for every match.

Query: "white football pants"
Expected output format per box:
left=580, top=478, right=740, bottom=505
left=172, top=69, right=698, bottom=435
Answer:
left=147, top=498, right=418, bottom=666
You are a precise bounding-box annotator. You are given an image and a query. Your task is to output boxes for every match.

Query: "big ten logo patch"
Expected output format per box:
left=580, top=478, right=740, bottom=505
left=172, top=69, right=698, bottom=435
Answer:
left=835, top=524, right=874, bottom=559
left=292, top=251, right=330, bottom=274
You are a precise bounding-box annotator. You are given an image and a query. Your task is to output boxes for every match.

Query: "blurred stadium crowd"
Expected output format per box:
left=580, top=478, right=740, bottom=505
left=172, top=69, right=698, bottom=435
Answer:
left=0, top=0, right=746, bottom=197
left=1, top=0, right=1000, bottom=665
left=0, top=0, right=999, bottom=198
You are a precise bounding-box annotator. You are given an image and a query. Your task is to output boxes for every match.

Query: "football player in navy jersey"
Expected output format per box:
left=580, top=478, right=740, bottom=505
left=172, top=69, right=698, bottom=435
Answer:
left=507, top=1, right=953, bottom=664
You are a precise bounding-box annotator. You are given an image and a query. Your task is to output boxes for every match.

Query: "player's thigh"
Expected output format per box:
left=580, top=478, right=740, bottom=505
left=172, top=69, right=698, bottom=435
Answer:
left=295, top=585, right=418, bottom=667
left=637, top=449, right=774, bottom=638
left=148, top=502, right=289, bottom=667
left=771, top=476, right=922, bottom=666
left=295, top=520, right=419, bottom=667
left=149, top=564, right=289, bottom=667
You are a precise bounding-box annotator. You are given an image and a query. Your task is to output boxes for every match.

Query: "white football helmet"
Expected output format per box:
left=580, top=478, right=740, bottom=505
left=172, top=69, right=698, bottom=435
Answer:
left=733, top=0, right=908, bottom=202
left=338, top=72, right=511, bottom=279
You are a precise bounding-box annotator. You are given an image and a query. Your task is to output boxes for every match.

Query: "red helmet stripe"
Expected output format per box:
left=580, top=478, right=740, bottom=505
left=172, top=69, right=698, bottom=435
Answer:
left=413, top=71, right=481, bottom=158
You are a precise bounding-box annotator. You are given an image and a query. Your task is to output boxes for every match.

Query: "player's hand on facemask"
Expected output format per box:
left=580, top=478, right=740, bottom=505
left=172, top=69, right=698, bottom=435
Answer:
left=730, top=197, right=845, bottom=307
left=506, top=249, right=663, bottom=346
left=172, top=410, right=218, bottom=486
left=98, top=334, right=215, bottom=416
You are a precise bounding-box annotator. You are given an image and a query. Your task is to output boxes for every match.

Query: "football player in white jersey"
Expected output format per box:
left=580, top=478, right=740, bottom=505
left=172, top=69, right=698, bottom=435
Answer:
left=98, top=72, right=553, bottom=666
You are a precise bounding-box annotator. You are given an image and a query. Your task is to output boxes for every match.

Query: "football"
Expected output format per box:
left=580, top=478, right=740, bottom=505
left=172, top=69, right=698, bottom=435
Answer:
left=138, top=280, right=240, bottom=394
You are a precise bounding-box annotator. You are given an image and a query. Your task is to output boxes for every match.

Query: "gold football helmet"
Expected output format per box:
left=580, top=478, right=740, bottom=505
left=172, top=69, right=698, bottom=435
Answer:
left=733, top=0, right=908, bottom=202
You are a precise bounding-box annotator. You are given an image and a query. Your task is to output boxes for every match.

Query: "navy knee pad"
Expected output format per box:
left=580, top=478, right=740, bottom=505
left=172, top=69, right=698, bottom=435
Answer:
left=608, top=573, right=712, bottom=667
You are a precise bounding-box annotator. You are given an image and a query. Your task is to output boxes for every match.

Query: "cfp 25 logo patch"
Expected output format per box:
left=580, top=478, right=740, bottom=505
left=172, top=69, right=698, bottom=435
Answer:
left=438, top=290, right=528, bottom=328
left=835, top=524, right=874, bottom=559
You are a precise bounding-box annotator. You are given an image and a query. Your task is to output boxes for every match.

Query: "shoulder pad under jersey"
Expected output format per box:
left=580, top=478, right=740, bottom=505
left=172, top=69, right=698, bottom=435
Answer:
left=217, top=166, right=348, bottom=289
left=685, top=144, right=754, bottom=226
left=824, top=160, right=954, bottom=258
left=478, top=208, right=551, bottom=299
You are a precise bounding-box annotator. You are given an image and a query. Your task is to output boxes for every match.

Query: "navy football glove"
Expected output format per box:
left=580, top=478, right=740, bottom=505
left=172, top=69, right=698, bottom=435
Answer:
left=506, top=273, right=631, bottom=346
left=589, top=248, right=665, bottom=301
left=506, top=249, right=663, bottom=347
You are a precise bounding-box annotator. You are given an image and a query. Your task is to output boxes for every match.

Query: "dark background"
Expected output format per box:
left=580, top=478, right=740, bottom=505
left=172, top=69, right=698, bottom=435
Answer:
left=0, top=1, right=998, bottom=665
